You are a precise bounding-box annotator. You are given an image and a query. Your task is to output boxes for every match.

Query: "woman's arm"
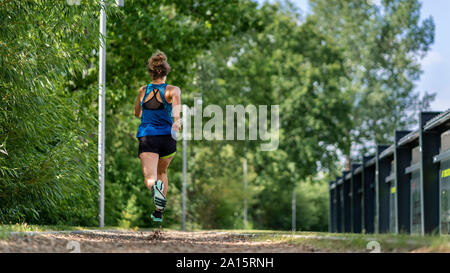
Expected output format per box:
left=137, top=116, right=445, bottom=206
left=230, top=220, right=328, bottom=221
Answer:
left=169, top=86, right=181, bottom=132
left=134, top=86, right=145, bottom=118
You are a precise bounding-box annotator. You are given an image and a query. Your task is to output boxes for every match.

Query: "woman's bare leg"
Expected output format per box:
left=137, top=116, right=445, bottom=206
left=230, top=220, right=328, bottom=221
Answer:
left=157, top=156, right=174, bottom=196
left=139, top=152, right=159, bottom=191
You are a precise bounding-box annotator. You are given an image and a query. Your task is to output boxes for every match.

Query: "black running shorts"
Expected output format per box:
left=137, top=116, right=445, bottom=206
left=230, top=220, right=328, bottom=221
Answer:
left=138, top=135, right=177, bottom=158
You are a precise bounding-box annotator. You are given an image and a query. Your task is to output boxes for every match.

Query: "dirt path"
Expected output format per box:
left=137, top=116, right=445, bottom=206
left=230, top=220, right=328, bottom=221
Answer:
left=0, top=230, right=323, bottom=253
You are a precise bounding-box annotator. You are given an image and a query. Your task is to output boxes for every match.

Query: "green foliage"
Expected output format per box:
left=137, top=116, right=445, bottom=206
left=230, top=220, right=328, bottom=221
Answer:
left=309, top=0, right=436, bottom=156
left=187, top=143, right=249, bottom=229
left=295, top=178, right=330, bottom=231
left=203, top=4, right=351, bottom=230
left=0, top=0, right=101, bottom=225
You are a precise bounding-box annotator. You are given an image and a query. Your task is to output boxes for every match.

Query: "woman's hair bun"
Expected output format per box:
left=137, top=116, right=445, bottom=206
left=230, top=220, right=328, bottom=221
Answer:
left=150, top=51, right=167, bottom=67
left=147, top=51, right=170, bottom=79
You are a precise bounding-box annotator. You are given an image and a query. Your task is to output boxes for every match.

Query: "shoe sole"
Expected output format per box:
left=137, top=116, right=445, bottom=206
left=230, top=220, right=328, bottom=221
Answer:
left=151, top=214, right=163, bottom=222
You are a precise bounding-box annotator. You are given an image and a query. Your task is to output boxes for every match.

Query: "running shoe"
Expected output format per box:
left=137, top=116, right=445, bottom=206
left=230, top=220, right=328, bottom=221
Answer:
left=151, top=210, right=163, bottom=222
left=153, top=180, right=167, bottom=211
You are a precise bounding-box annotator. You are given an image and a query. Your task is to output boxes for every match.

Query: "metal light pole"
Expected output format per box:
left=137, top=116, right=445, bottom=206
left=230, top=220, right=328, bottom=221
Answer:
left=98, top=0, right=124, bottom=228
left=98, top=0, right=106, bottom=228
left=292, top=186, right=296, bottom=232
left=181, top=106, right=188, bottom=230
left=243, top=158, right=248, bottom=230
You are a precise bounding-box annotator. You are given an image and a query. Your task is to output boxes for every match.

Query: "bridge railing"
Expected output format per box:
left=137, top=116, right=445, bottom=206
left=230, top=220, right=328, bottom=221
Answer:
left=329, top=110, right=450, bottom=236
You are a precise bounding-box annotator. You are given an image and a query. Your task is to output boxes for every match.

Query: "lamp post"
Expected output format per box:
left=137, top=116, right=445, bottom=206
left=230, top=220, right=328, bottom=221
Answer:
left=98, top=0, right=124, bottom=228
left=182, top=105, right=187, bottom=230
left=292, top=186, right=296, bottom=232
left=243, top=158, right=248, bottom=230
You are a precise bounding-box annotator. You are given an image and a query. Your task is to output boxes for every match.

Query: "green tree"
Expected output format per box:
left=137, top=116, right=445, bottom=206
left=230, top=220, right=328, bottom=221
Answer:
left=191, top=3, right=353, bottom=230
left=295, top=177, right=330, bottom=231
left=309, top=0, right=436, bottom=159
left=0, top=0, right=102, bottom=224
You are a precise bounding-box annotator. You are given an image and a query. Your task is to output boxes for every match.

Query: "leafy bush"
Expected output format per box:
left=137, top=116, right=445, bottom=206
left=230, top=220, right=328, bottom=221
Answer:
left=0, top=1, right=101, bottom=225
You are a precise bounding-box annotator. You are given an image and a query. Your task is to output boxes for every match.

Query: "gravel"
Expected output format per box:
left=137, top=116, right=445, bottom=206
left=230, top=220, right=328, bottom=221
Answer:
left=0, top=230, right=323, bottom=253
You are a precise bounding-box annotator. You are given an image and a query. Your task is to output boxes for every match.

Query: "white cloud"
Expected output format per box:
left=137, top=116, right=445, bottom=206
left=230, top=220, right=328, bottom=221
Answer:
left=431, top=99, right=450, bottom=112
left=427, top=84, right=450, bottom=111
left=421, top=51, right=443, bottom=68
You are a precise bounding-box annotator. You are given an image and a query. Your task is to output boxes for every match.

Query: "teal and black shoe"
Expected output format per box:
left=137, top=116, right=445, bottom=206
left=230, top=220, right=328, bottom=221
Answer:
left=151, top=210, right=163, bottom=222
left=152, top=180, right=167, bottom=211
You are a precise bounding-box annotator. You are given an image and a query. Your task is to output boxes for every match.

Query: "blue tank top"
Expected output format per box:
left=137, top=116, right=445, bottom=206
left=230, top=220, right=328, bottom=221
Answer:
left=136, top=83, right=173, bottom=137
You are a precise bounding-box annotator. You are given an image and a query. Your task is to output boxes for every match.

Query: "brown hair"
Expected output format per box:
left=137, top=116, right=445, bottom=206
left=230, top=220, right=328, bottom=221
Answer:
left=147, top=51, right=171, bottom=80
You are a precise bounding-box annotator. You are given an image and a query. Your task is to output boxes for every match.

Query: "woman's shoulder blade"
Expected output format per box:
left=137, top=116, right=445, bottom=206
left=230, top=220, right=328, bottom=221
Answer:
left=166, top=84, right=179, bottom=90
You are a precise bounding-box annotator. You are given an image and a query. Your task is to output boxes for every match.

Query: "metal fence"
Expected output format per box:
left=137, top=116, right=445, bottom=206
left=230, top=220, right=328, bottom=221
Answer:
left=329, top=110, right=450, bottom=235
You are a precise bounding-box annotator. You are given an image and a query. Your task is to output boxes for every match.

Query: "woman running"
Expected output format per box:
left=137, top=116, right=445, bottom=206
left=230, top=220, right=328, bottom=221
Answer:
left=134, top=51, right=181, bottom=222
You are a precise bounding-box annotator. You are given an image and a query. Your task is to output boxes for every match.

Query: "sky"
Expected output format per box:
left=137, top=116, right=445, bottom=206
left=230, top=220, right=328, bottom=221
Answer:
left=417, top=0, right=450, bottom=111
left=259, top=0, right=450, bottom=112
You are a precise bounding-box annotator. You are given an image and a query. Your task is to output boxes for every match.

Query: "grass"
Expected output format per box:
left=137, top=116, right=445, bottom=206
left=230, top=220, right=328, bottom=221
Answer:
left=190, top=228, right=449, bottom=252
left=226, top=230, right=450, bottom=253
left=0, top=224, right=139, bottom=239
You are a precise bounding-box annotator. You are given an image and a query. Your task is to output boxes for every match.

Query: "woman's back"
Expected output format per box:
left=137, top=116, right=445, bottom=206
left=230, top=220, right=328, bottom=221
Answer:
left=137, top=83, right=173, bottom=137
